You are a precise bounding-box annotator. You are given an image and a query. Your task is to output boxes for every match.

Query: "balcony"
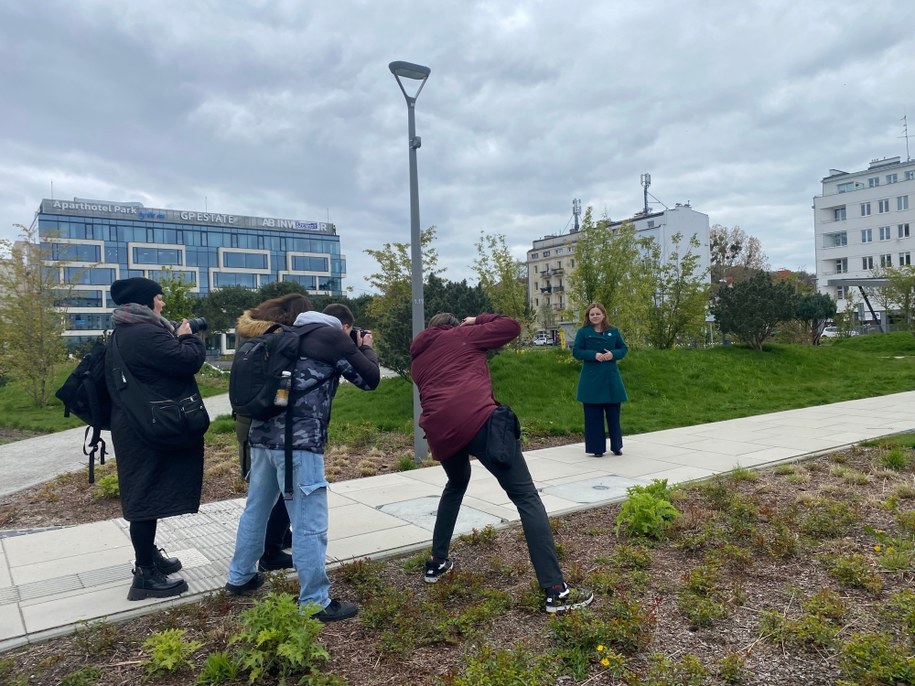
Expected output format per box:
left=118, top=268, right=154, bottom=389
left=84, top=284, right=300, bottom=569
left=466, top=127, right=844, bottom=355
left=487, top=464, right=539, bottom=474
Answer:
left=540, top=286, right=552, bottom=294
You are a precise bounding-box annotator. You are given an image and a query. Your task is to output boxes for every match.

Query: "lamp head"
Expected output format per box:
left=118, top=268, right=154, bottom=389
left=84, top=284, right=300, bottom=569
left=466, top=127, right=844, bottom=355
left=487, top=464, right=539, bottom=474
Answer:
left=389, top=60, right=431, bottom=102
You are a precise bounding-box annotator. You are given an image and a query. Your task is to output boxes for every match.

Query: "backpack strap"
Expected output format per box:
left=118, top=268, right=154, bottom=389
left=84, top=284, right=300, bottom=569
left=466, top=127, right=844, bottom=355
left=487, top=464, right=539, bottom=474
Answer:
left=83, top=426, right=107, bottom=484
left=281, top=322, right=333, bottom=499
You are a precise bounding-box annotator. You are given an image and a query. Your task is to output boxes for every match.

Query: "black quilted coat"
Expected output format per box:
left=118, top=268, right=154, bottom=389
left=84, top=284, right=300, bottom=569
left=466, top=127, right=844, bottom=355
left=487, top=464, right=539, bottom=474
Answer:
left=106, top=320, right=207, bottom=521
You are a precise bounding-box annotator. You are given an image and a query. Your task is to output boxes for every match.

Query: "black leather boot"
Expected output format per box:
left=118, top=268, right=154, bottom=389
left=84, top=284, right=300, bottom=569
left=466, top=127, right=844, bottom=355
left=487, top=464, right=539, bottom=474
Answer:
left=152, top=547, right=182, bottom=575
left=127, top=565, right=188, bottom=601
left=259, top=547, right=294, bottom=571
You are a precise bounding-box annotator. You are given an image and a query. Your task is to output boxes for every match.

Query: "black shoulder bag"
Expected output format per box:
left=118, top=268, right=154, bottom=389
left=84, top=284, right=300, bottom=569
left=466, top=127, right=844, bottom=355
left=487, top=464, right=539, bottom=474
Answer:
left=108, top=331, right=210, bottom=451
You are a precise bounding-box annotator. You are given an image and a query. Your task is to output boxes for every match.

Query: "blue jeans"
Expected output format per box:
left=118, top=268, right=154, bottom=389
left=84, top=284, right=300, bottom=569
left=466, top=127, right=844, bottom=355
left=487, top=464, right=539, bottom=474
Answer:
left=228, top=447, right=330, bottom=609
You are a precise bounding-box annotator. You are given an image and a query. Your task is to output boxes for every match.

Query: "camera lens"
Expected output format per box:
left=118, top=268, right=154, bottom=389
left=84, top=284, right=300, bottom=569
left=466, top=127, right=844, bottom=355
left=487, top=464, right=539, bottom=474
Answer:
left=349, top=327, right=361, bottom=343
left=187, top=317, right=208, bottom=334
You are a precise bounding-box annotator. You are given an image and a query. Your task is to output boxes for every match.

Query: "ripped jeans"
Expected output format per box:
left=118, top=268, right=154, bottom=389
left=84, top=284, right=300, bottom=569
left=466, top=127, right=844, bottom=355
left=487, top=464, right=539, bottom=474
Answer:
left=228, top=447, right=330, bottom=609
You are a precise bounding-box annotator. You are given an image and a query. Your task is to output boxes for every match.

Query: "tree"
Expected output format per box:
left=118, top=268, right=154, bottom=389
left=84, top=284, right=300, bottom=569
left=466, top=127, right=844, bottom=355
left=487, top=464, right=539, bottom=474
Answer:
left=795, top=292, right=837, bottom=345
left=364, top=226, right=441, bottom=378
left=709, top=225, right=768, bottom=283
left=873, top=265, right=915, bottom=330
left=567, top=208, right=653, bottom=342
left=0, top=224, right=72, bottom=405
left=257, top=280, right=309, bottom=302
left=157, top=267, right=196, bottom=322
left=711, top=272, right=796, bottom=350
left=643, top=232, right=710, bottom=349
left=424, top=274, right=492, bottom=322
left=472, top=231, right=533, bottom=341
left=196, top=285, right=260, bottom=331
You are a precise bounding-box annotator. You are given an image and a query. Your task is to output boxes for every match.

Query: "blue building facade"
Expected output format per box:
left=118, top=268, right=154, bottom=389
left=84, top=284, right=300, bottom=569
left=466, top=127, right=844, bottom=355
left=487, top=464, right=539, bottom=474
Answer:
left=33, top=198, right=345, bottom=347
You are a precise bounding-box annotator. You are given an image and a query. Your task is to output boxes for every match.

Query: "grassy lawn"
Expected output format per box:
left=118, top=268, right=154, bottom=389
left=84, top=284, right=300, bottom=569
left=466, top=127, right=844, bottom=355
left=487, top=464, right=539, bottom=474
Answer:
left=5, top=331, right=915, bottom=437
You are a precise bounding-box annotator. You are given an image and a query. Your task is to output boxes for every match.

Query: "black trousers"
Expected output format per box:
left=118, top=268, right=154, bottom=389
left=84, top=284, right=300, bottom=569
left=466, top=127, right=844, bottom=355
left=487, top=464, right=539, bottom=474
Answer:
left=431, top=413, right=564, bottom=589
left=583, top=402, right=622, bottom=454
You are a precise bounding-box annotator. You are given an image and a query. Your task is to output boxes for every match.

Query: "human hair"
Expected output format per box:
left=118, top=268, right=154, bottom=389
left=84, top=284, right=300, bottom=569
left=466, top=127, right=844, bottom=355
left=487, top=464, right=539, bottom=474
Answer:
left=428, top=312, right=460, bottom=328
left=322, top=303, right=355, bottom=327
left=249, top=293, right=312, bottom=325
left=582, top=302, right=609, bottom=331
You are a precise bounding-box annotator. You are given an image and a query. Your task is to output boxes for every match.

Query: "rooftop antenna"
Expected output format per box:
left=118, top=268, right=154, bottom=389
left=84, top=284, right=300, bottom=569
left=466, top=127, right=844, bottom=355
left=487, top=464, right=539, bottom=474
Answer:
left=902, top=113, right=911, bottom=162
left=640, top=173, right=651, bottom=214
left=572, top=198, right=581, bottom=232
left=204, top=196, right=208, bottom=212
left=50, top=180, right=54, bottom=200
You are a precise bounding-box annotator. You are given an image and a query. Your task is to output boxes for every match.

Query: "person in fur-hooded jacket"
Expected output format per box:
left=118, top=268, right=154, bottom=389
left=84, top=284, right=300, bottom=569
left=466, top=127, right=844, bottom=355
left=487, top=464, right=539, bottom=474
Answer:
left=234, top=293, right=312, bottom=572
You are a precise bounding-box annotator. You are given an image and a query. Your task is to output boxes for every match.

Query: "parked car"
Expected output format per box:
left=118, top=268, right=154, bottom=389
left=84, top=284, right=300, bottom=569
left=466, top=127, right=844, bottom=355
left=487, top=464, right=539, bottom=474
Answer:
left=821, top=326, right=858, bottom=338
left=532, top=332, right=554, bottom=346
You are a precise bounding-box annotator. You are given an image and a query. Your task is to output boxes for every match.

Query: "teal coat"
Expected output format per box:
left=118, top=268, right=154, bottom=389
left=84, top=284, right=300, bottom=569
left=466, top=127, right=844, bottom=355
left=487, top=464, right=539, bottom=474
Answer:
left=572, top=325, right=628, bottom=404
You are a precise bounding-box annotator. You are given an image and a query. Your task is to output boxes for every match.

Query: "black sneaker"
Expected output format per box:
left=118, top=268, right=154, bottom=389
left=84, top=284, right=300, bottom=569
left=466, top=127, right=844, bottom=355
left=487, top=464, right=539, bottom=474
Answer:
left=225, top=572, right=265, bottom=596
left=545, top=583, right=594, bottom=613
left=259, top=550, right=294, bottom=571
left=424, top=558, right=454, bottom=583
left=311, top=599, right=358, bottom=623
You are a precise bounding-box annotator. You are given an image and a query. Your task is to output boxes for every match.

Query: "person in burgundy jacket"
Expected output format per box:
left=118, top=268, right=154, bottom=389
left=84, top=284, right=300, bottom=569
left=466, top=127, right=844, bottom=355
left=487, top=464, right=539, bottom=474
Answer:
left=410, top=312, right=593, bottom=613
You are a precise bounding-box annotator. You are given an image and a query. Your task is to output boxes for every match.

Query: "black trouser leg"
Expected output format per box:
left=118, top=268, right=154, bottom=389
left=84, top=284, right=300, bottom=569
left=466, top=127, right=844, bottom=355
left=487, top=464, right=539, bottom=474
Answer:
left=263, top=495, right=292, bottom=555
left=583, top=403, right=607, bottom=454
left=606, top=403, right=623, bottom=453
left=129, top=519, right=157, bottom=567
left=431, top=451, right=471, bottom=560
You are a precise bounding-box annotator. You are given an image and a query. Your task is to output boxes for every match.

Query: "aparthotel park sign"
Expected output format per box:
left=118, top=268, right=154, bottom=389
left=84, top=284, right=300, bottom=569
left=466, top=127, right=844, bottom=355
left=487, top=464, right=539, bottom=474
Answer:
left=40, top=199, right=335, bottom=234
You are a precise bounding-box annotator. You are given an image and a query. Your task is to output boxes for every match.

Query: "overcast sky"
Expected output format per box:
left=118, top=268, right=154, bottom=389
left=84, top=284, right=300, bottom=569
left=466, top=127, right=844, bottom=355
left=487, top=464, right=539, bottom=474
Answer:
left=2, top=1, right=914, bottom=295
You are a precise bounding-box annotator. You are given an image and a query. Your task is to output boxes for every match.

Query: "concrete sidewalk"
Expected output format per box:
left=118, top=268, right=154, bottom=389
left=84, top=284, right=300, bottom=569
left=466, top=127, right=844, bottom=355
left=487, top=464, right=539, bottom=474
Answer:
left=2, top=391, right=914, bottom=652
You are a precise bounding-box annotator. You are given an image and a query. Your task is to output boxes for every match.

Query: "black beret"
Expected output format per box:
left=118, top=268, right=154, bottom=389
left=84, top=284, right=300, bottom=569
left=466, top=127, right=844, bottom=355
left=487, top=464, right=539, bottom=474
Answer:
left=110, top=277, right=163, bottom=309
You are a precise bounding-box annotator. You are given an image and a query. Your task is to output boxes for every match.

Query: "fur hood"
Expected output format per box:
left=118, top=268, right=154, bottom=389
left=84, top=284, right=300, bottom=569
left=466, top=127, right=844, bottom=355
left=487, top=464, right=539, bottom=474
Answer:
left=235, top=311, right=277, bottom=340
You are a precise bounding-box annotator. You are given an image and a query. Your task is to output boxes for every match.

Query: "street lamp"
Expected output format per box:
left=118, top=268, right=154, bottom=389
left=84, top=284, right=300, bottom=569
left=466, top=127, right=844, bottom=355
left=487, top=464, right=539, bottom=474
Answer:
left=389, top=60, right=430, bottom=461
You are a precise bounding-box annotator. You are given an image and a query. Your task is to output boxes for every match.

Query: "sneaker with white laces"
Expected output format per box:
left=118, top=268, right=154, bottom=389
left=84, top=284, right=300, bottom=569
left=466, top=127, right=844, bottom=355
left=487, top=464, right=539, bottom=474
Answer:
left=545, top=583, right=594, bottom=613
left=423, top=557, right=454, bottom=583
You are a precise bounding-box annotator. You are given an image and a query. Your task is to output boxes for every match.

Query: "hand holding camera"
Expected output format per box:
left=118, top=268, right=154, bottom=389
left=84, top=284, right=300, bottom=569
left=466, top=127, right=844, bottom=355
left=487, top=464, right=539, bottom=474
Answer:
left=349, top=327, right=373, bottom=347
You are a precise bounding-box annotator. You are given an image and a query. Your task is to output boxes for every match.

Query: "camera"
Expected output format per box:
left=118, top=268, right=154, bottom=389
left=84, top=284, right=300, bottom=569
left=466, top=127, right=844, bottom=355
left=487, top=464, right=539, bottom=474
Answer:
left=349, top=327, right=370, bottom=344
left=172, top=317, right=208, bottom=334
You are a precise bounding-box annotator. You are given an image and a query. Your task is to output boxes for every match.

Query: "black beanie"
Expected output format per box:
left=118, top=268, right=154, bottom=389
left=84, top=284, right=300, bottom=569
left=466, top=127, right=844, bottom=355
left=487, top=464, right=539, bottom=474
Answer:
left=110, top=277, right=163, bottom=309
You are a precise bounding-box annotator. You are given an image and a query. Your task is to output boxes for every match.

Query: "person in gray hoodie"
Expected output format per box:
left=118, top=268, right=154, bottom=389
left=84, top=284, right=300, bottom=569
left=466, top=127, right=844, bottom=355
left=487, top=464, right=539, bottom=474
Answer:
left=225, top=304, right=380, bottom=623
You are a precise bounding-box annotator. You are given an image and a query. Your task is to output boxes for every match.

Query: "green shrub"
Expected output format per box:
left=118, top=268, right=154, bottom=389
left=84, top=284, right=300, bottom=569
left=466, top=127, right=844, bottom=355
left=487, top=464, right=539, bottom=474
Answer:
left=442, top=646, right=555, bottom=686
left=59, top=666, right=102, bottom=686
left=229, top=592, right=330, bottom=683
left=616, top=481, right=680, bottom=539
left=91, top=472, right=119, bottom=500
left=838, top=632, right=915, bottom=685
left=142, top=628, right=204, bottom=677
left=196, top=651, right=239, bottom=685
left=824, top=553, right=884, bottom=593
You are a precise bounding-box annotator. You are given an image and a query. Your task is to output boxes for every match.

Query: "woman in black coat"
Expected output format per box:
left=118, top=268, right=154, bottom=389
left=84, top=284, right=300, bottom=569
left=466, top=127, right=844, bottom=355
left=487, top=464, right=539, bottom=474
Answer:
left=106, top=277, right=207, bottom=601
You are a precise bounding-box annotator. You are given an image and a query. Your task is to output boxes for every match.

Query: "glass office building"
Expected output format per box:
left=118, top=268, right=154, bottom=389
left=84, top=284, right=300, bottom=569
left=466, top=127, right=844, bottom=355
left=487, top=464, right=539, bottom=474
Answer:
left=32, top=198, right=345, bottom=347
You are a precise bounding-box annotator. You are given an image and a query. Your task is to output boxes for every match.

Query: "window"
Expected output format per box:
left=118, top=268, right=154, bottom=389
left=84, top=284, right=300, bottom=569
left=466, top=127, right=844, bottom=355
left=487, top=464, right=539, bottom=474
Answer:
left=838, top=182, right=855, bottom=193
left=542, top=250, right=550, bottom=257
left=50, top=243, right=101, bottom=262
left=862, top=256, right=874, bottom=270
left=223, top=252, right=268, bottom=269
left=65, top=267, right=115, bottom=284
left=887, top=173, right=898, bottom=184
left=530, top=252, right=538, bottom=259
left=900, top=252, right=911, bottom=266
left=834, top=207, right=847, bottom=221
left=879, top=226, right=892, bottom=241
left=213, top=272, right=257, bottom=288
left=291, top=256, right=329, bottom=272
left=836, top=285, right=845, bottom=299
left=861, top=228, right=873, bottom=243
left=907, top=171, right=915, bottom=180
left=133, top=247, right=181, bottom=265
left=824, top=232, right=847, bottom=247
left=900, top=223, right=911, bottom=238
left=880, top=254, right=893, bottom=268
left=835, top=258, right=847, bottom=274
left=878, top=199, right=890, bottom=213
left=861, top=202, right=871, bottom=216
left=869, top=177, right=880, bottom=187
left=898, top=195, right=909, bottom=211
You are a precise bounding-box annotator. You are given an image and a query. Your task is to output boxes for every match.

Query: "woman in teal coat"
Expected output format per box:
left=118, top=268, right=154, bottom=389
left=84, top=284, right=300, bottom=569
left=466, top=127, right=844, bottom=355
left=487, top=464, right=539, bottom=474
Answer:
left=572, top=302, right=628, bottom=457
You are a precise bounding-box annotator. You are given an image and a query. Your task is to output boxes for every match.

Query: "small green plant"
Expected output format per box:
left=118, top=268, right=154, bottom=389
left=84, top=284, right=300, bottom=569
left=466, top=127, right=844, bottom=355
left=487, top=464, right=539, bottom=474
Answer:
left=141, top=628, right=204, bottom=677
left=823, top=553, right=884, bottom=593
left=677, top=565, right=729, bottom=629
left=395, top=455, right=417, bottom=471
left=229, top=592, right=330, bottom=683
left=443, top=645, right=556, bottom=686
left=616, top=481, right=681, bottom=539
left=458, top=524, right=498, bottom=546
left=728, top=466, right=759, bottom=482
left=799, top=498, right=859, bottom=538
left=882, top=589, right=915, bottom=636
left=91, top=472, right=119, bottom=500
left=867, top=525, right=915, bottom=571
left=59, top=666, right=103, bottom=686
left=73, top=620, right=120, bottom=654
left=773, top=464, right=796, bottom=476
left=838, top=632, right=915, bottom=685
left=627, top=652, right=709, bottom=686
left=881, top=447, right=912, bottom=470
left=717, top=652, right=749, bottom=685
left=196, top=651, right=239, bottom=685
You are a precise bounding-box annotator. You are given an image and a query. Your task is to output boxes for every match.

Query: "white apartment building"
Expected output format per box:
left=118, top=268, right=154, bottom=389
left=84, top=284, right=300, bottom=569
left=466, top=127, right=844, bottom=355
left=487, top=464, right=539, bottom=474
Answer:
left=526, top=204, right=710, bottom=341
left=814, top=155, right=915, bottom=323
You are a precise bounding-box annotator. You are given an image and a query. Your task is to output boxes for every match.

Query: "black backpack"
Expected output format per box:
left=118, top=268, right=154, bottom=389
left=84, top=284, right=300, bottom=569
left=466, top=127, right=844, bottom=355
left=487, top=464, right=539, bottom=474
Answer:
left=229, top=322, right=324, bottom=420
left=54, top=340, right=111, bottom=483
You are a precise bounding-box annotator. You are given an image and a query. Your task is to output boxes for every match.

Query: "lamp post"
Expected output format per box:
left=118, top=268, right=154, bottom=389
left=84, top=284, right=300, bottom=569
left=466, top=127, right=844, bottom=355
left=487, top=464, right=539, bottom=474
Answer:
left=389, top=60, right=430, bottom=461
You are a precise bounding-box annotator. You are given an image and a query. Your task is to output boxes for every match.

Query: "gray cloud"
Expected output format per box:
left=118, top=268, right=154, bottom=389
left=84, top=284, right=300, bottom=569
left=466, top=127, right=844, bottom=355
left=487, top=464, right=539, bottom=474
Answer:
left=2, top=0, right=914, bottom=295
